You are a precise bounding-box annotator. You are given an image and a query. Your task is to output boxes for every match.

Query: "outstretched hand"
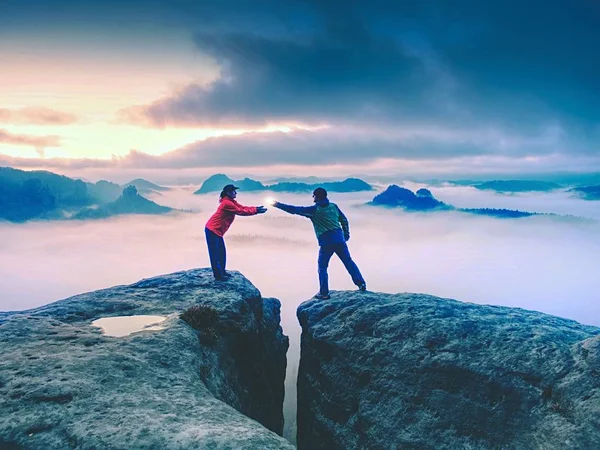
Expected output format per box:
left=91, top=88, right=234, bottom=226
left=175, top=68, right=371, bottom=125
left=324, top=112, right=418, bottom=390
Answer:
left=256, top=206, right=268, bottom=214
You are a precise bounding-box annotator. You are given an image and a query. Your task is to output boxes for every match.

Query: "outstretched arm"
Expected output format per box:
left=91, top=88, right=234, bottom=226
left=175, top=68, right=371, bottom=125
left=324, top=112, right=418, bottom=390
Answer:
left=337, top=205, right=350, bottom=240
left=273, top=202, right=316, bottom=218
left=221, top=201, right=258, bottom=216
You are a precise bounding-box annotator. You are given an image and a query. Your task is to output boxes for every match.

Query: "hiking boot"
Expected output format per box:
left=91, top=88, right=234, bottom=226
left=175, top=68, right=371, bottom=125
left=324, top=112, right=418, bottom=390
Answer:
left=214, top=274, right=230, bottom=282
left=314, top=292, right=331, bottom=300
left=358, top=283, right=367, bottom=291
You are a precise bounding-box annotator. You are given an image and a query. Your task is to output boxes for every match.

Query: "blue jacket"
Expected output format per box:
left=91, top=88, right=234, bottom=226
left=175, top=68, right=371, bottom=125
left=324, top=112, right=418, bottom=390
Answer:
left=274, top=198, right=350, bottom=246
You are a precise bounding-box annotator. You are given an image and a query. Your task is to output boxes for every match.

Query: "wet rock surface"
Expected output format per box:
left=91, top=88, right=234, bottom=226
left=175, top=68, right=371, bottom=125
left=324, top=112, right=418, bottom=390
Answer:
left=0, top=269, right=292, bottom=449
left=297, top=291, right=600, bottom=450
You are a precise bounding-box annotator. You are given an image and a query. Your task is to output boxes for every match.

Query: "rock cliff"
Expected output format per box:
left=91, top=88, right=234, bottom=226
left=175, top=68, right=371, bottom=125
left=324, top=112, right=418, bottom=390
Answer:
left=297, top=291, right=600, bottom=450
left=0, top=269, right=293, bottom=449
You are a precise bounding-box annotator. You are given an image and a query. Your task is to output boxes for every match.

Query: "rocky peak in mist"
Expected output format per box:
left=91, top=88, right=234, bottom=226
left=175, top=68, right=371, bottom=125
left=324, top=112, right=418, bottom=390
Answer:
left=569, top=184, right=600, bottom=200
left=194, top=173, right=268, bottom=194
left=74, top=185, right=173, bottom=219
left=194, top=174, right=239, bottom=194
left=122, top=178, right=170, bottom=195
left=416, top=188, right=434, bottom=198
left=297, top=291, right=600, bottom=450
left=369, top=184, right=449, bottom=210
left=320, top=177, right=374, bottom=193
left=122, top=184, right=138, bottom=199
left=0, top=269, right=292, bottom=449
left=369, top=185, right=541, bottom=218
left=86, top=179, right=122, bottom=203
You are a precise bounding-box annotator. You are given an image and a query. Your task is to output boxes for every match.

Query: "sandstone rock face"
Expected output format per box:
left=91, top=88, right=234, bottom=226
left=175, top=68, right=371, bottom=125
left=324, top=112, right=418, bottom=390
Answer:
left=297, top=291, right=600, bottom=450
left=0, top=269, right=293, bottom=450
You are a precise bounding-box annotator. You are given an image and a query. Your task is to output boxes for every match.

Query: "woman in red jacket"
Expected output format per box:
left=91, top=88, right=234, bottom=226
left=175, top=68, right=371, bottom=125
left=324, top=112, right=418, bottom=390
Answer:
left=205, top=184, right=267, bottom=280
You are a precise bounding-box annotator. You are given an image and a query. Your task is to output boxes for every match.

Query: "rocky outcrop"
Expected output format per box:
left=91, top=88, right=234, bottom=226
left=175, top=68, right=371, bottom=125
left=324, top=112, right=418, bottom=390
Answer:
left=0, top=269, right=293, bottom=449
left=369, top=185, right=543, bottom=219
left=74, top=185, right=173, bottom=220
left=369, top=185, right=449, bottom=210
left=416, top=188, right=434, bottom=198
left=297, top=291, right=600, bottom=450
left=569, top=184, right=600, bottom=200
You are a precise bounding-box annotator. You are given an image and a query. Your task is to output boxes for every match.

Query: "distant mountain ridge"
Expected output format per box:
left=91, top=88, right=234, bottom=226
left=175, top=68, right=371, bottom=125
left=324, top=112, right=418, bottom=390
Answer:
left=268, top=176, right=329, bottom=184
left=1, top=167, right=93, bottom=222
left=0, top=167, right=173, bottom=222
left=369, top=185, right=539, bottom=218
left=122, top=178, right=170, bottom=194
left=194, top=173, right=374, bottom=195
left=474, top=180, right=562, bottom=192
left=569, top=184, right=600, bottom=200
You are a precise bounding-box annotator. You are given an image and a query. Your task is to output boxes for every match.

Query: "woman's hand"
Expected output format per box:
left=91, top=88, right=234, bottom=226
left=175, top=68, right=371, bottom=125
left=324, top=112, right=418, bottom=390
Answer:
left=256, top=206, right=267, bottom=214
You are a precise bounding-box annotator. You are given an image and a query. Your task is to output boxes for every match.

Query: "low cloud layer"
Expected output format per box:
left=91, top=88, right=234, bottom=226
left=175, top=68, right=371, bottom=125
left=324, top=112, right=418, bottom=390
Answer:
left=0, top=128, right=61, bottom=152
left=2, top=186, right=599, bottom=322
left=0, top=107, right=78, bottom=126
left=3, top=124, right=597, bottom=177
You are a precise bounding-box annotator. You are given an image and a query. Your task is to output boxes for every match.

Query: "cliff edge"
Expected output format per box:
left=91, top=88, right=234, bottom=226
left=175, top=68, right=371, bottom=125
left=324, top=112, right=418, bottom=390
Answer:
left=0, top=269, right=293, bottom=449
left=297, top=291, right=600, bottom=449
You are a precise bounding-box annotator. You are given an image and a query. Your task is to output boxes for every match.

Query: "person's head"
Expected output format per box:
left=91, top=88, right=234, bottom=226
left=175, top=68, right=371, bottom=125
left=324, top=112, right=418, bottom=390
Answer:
left=220, top=184, right=239, bottom=200
left=312, top=187, right=327, bottom=203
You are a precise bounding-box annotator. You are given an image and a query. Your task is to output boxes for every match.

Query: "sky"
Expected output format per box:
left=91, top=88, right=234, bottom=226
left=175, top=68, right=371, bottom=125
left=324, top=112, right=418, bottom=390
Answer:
left=1, top=0, right=599, bottom=181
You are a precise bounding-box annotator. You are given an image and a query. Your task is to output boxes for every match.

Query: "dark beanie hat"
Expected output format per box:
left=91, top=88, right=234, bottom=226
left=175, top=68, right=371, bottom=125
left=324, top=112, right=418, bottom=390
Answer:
left=313, top=187, right=327, bottom=199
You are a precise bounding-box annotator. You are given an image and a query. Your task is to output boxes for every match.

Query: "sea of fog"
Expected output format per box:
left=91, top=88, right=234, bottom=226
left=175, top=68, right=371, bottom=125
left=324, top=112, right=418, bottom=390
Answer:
left=1, top=183, right=599, bottom=441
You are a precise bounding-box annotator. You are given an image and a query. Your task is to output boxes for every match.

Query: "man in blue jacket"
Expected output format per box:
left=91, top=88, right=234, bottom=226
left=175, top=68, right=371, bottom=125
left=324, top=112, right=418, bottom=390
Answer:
left=272, top=187, right=366, bottom=299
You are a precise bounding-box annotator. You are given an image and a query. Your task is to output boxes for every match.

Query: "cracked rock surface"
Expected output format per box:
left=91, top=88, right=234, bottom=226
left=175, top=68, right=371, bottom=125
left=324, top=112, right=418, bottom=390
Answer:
left=0, top=269, right=292, bottom=450
left=297, top=291, right=600, bottom=450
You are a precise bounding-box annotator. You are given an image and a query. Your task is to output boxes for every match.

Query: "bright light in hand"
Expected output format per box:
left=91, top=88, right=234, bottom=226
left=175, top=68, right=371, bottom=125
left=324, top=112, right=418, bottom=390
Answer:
left=265, top=197, right=276, bottom=206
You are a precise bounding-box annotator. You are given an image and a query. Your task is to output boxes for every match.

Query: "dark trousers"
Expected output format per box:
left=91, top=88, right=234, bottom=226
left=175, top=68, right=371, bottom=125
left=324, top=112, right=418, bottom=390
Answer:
left=318, top=242, right=365, bottom=294
left=205, top=228, right=226, bottom=279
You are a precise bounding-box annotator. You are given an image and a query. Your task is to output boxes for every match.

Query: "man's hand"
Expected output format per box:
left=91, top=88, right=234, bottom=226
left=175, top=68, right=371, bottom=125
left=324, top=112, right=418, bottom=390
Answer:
left=256, top=206, right=267, bottom=214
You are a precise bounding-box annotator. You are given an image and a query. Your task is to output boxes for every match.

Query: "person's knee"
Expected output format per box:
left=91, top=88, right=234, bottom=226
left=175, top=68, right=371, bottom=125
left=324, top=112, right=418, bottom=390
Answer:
left=340, top=255, right=354, bottom=266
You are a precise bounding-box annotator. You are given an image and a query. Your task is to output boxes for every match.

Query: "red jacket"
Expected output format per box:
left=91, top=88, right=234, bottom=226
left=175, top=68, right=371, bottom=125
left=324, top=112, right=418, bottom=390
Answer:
left=205, top=197, right=257, bottom=237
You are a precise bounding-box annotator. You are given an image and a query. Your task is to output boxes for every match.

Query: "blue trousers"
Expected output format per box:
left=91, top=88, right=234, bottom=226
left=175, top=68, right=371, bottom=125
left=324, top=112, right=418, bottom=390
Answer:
left=205, top=228, right=226, bottom=279
left=318, top=242, right=365, bottom=295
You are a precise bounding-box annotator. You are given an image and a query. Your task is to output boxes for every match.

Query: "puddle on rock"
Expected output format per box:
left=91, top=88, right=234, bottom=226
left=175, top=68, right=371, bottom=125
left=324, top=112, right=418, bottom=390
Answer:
left=92, top=315, right=167, bottom=337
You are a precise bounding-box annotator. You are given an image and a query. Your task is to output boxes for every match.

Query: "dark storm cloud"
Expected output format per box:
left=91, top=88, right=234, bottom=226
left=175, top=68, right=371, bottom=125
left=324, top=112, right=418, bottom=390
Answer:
left=123, top=1, right=600, bottom=139
left=6, top=0, right=599, bottom=137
